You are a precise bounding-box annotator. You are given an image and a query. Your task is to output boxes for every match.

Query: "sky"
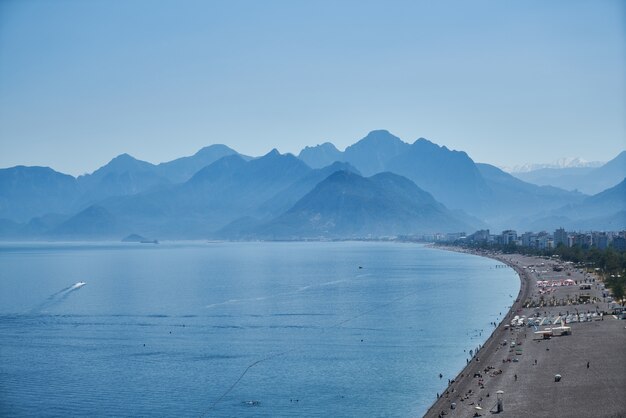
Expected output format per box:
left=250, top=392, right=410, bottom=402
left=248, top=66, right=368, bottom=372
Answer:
left=0, top=0, right=624, bottom=176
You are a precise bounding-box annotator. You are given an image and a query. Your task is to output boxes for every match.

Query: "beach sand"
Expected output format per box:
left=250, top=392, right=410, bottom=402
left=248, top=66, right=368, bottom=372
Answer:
left=424, top=249, right=626, bottom=418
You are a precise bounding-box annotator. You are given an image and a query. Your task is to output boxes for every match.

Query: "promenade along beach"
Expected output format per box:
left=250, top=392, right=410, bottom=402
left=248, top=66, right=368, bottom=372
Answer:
left=425, top=248, right=626, bottom=418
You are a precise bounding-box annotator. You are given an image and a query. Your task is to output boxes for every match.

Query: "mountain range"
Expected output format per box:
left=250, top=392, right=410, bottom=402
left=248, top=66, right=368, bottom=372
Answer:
left=298, top=130, right=589, bottom=226
left=521, top=179, right=626, bottom=232
left=221, top=170, right=471, bottom=239
left=0, top=130, right=624, bottom=240
left=501, top=157, right=604, bottom=173
left=512, top=151, right=626, bottom=195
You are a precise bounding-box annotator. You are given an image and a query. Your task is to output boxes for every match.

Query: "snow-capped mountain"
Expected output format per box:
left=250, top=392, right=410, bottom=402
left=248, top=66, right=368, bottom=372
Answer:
left=501, top=157, right=604, bottom=173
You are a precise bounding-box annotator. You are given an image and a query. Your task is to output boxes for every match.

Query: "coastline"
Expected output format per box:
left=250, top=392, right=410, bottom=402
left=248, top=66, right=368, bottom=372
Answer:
left=422, top=245, right=529, bottom=417
left=423, top=245, right=626, bottom=418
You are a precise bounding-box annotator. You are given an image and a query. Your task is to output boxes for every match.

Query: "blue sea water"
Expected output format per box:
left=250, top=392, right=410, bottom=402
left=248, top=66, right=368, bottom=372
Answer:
left=0, top=241, right=519, bottom=417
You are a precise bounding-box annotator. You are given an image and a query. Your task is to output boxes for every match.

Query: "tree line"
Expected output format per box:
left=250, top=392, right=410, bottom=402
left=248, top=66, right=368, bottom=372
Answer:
left=446, top=241, right=626, bottom=306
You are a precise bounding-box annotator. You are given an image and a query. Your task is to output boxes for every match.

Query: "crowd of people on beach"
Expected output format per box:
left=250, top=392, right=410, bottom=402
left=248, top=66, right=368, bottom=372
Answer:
left=426, top=250, right=624, bottom=418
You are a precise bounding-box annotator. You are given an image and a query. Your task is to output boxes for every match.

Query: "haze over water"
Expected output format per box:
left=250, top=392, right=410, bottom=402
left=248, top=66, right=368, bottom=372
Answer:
left=0, top=241, right=518, bottom=417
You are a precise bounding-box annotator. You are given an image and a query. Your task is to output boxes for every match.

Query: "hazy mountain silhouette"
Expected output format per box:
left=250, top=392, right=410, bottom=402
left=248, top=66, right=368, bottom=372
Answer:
left=77, top=153, right=170, bottom=202
left=295, top=131, right=585, bottom=228
left=521, top=178, right=626, bottom=231
left=1, top=131, right=621, bottom=239
left=236, top=170, right=472, bottom=239
left=475, top=163, right=586, bottom=229
left=386, top=138, right=489, bottom=212
left=514, top=151, right=626, bottom=194
left=157, top=144, right=245, bottom=183
left=557, top=177, right=626, bottom=222
left=65, top=150, right=313, bottom=238
left=295, top=131, right=488, bottom=210
left=580, top=177, right=626, bottom=211
left=51, top=205, right=123, bottom=238
left=254, top=161, right=360, bottom=218
left=298, top=142, right=343, bottom=169
left=0, top=145, right=250, bottom=230
left=21, top=213, right=71, bottom=237
left=0, top=166, right=80, bottom=222
left=342, top=130, right=409, bottom=176
left=182, top=149, right=311, bottom=219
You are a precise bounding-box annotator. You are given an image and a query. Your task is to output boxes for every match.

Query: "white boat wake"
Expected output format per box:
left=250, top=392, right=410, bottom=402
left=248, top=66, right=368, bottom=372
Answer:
left=30, top=281, right=87, bottom=313
left=205, top=277, right=356, bottom=309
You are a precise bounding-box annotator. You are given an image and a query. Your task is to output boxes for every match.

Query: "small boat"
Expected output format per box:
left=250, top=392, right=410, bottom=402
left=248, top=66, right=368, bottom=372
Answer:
left=72, top=281, right=86, bottom=289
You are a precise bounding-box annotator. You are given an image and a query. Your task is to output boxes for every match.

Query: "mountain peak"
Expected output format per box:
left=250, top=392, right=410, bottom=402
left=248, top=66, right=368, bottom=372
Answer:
left=264, top=148, right=282, bottom=157
left=1, top=165, right=67, bottom=176
left=359, top=129, right=403, bottom=145
left=367, top=129, right=391, bottom=134
left=343, top=130, right=409, bottom=176
left=298, top=142, right=343, bottom=169
left=413, top=137, right=438, bottom=147
left=304, top=142, right=338, bottom=151
left=410, top=138, right=470, bottom=159
left=193, top=144, right=236, bottom=157
left=187, top=154, right=247, bottom=184
left=106, top=153, right=146, bottom=167
left=98, top=153, right=154, bottom=172
left=157, top=144, right=241, bottom=183
left=258, top=168, right=469, bottom=238
left=112, top=153, right=135, bottom=161
left=253, top=148, right=309, bottom=172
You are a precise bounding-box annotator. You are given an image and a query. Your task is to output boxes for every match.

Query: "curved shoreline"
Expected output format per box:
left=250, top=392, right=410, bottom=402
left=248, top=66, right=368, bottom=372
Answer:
left=423, top=246, right=530, bottom=417
left=423, top=245, right=626, bottom=418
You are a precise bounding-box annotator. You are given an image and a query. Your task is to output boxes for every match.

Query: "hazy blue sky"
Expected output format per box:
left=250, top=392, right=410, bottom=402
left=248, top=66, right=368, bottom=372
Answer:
left=1, top=0, right=624, bottom=175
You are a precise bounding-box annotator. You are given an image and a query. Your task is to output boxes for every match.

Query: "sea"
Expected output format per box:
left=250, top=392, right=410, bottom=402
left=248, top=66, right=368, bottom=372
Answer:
left=0, top=241, right=519, bottom=417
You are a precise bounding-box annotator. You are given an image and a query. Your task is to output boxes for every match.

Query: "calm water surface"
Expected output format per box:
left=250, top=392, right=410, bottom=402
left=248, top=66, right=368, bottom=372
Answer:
left=0, top=241, right=519, bottom=417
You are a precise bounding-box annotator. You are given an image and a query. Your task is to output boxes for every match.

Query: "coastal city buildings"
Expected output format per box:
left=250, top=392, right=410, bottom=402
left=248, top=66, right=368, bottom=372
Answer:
left=423, top=228, right=626, bottom=250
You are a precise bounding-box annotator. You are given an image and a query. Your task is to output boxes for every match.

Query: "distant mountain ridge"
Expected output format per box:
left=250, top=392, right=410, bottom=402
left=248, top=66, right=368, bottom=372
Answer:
left=0, top=145, right=248, bottom=225
left=298, top=142, right=343, bottom=169
left=0, top=166, right=81, bottom=222
left=502, top=157, right=604, bottom=173
left=89, top=150, right=312, bottom=239
left=522, top=178, right=626, bottom=231
left=0, top=130, right=623, bottom=239
left=224, top=170, right=471, bottom=239
left=77, top=153, right=170, bottom=203
left=296, top=130, right=488, bottom=208
left=157, top=144, right=246, bottom=183
left=513, top=151, right=626, bottom=195
left=294, top=130, right=587, bottom=229
left=33, top=150, right=474, bottom=239
left=78, top=145, right=247, bottom=198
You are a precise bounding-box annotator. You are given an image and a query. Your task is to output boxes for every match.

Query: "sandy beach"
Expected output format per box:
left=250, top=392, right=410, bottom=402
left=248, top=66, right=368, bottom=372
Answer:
left=424, top=248, right=626, bottom=418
